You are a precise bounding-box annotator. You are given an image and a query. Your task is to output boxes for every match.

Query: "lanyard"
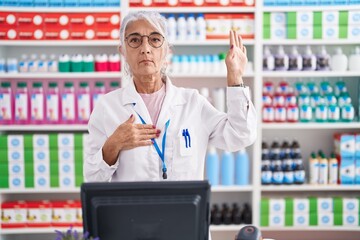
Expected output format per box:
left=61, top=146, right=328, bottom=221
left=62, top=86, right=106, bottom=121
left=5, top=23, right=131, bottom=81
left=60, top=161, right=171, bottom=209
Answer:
left=135, top=111, right=170, bottom=179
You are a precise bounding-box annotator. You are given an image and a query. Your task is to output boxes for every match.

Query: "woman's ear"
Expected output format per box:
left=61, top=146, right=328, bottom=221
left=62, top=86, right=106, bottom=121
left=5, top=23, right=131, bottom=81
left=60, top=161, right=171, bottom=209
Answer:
left=118, top=45, right=125, bottom=56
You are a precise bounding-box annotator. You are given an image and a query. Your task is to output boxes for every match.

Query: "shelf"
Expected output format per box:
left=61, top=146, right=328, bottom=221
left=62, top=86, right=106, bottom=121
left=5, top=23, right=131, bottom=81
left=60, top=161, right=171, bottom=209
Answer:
left=261, top=226, right=360, bottom=231
left=262, top=122, right=360, bottom=130
left=0, top=7, right=121, bottom=12
left=262, top=39, right=360, bottom=45
left=129, top=7, right=255, bottom=13
left=0, top=72, right=122, bottom=79
left=0, top=40, right=119, bottom=46
left=0, top=227, right=83, bottom=235
left=0, top=125, right=88, bottom=131
left=170, top=72, right=255, bottom=78
left=262, top=71, right=360, bottom=78
left=0, top=188, right=80, bottom=194
left=261, top=185, right=360, bottom=192
left=211, top=185, right=253, bottom=192
left=210, top=225, right=246, bottom=231
left=263, top=5, right=360, bottom=12
left=172, top=39, right=255, bottom=46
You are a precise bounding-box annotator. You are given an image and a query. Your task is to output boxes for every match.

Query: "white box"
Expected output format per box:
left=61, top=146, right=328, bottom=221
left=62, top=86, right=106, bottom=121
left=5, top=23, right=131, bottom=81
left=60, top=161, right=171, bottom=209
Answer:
left=59, top=149, right=74, bottom=162
left=9, top=175, right=25, bottom=189
left=269, top=199, right=285, bottom=214
left=269, top=213, right=285, bottom=226
left=33, top=134, right=49, bottom=148
left=271, top=25, right=287, bottom=39
left=33, top=149, right=49, bottom=163
left=271, top=12, right=286, bottom=26
left=297, top=11, right=313, bottom=25
left=34, top=175, right=50, bottom=188
left=343, top=212, right=359, bottom=226
left=9, top=162, right=24, bottom=175
left=297, top=25, right=313, bottom=39
left=8, top=135, right=24, bottom=149
left=59, top=175, right=75, bottom=188
left=34, top=162, right=49, bottom=175
left=348, top=11, right=360, bottom=25
left=323, top=25, right=339, bottom=39
left=322, top=11, right=339, bottom=25
left=294, top=198, right=309, bottom=213
left=59, top=162, right=74, bottom=176
left=294, top=213, right=309, bottom=226
left=348, top=25, right=360, bottom=39
left=8, top=149, right=24, bottom=163
left=318, top=198, right=333, bottom=213
left=318, top=212, right=333, bottom=226
left=343, top=198, right=359, bottom=213
left=58, top=133, right=74, bottom=148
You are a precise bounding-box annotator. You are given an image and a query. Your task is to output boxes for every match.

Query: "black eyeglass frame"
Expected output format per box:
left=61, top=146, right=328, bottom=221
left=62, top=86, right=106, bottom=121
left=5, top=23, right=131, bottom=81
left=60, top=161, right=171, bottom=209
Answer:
left=125, top=33, right=165, bottom=49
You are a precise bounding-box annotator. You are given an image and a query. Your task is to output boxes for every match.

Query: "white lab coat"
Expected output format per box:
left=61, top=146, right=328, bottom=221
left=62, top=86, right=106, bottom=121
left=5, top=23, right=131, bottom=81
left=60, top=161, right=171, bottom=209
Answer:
left=84, top=77, right=257, bottom=182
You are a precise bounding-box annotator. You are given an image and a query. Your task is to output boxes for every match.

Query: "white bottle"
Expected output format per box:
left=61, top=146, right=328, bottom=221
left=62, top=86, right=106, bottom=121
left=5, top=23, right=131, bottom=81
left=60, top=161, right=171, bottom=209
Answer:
left=348, top=46, right=360, bottom=71
left=38, top=54, right=48, bottom=72
left=177, top=14, right=187, bottom=42
left=28, top=54, right=39, bottom=72
left=48, top=54, right=58, bottom=72
left=167, top=14, right=177, bottom=43
left=316, top=46, right=331, bottom=71
left=18, top=54, right=29, bottom=73
left=196, top=14, right=207, bottom=41
left=263, top=46, right=275, bottom=71
left=274, top=45, right=289, bottom=71
left=330, top=47, right=348, bottom=72
left=186, top=13, right=197, bottom=41
left=288, top=46, right=303, bottom=71
left=302, top=46, right=316, bottom=71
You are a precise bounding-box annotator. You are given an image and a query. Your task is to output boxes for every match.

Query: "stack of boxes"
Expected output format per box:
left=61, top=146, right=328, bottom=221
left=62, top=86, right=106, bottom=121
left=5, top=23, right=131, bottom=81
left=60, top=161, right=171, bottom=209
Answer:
left=334, top=133, right=360, bottom=184
left=263, top=10, right=360, bottom=40
left=261, top=197, right=360, bottom=227
left=0, top=133, right=87, bottom=189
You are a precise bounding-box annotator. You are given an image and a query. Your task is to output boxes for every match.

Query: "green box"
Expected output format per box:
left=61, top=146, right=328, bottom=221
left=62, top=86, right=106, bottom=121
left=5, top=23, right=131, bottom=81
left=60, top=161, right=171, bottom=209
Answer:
left=0, top=149, right=8, bottom=164
left=263, top=26, right=271, bottom=39
left=309, top=213, right=318, bottom=226
left=309, top=197, right=317, bottom=214
left=287, top=26, right=297, bottom=39
left=24, top=134, right=33, bottom=150
left=339, top=25, right=348, bottom=39
left=261, top=198, right=270, bottom=215
left=333, top=197, right=343, bottom=215
left=313, top=25, right=322, bottom=39
left=334, top=214, right=343, bottom=226
left=75, top=175, right=84, bottom=187
left=0, top=176, right=9, bottom=188
left=263, top=12, right=271, bottom=26
left=49, top=133, right=58, bottom=150
left=260, top=214, right=269, bottom=227
left=74, top=133, right=83, bottom=149
left=287, top=12, right=297, bottom=26
left=339, top=11, right=348, bottom=26
left=0, top=135, right=7, bottom=149
left=313, top=12, right=322, bottom=26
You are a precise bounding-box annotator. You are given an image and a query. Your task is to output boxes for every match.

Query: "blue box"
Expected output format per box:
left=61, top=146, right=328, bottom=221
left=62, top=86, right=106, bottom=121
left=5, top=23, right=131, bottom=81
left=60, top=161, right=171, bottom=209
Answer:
left=291, top=0, right=304, bottom=5
left=348, top=0, right=360, bottom=4
left=3, top=0, right=18, bottom=6
left=339, top=156, right=355, bottom=184
left=333, top=0, right=347, bottom=4
left=18, top=0, right=33, bottom=6
left=48, top=0, right=63, bottom=6
left=335, top=134, right=356, bottom=158
left=276, top=0, right=291, bottom=5
left=33, top=0, right=47, bottom=5
left=355, top=157, right=360, bottom=184
left=108, top=0, right=119, bottom=6
left=63, top=0, right=77, bottom=6
left=78, top=0, right=91, bottom=5
left=92, top=0, right=107, bottom=6
left=304, top=0, right=318, bottom=5
left=319, top=0, right=332, bottom=4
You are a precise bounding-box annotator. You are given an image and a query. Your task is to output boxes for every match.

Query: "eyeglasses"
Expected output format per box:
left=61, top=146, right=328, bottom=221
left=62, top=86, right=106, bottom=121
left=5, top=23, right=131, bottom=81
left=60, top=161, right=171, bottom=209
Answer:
left=125, top=33, right=165, bottom=49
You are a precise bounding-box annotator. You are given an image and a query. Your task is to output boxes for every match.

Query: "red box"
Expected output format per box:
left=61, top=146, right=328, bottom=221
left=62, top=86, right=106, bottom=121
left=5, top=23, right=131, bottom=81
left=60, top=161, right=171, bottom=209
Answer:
left=69, top=13, right=96, bottom=27
left=69, top=25, right=96, bottom=40
left=1, top=201, right=27, bottom=228
left=26, top=201, right=52, bottom=227
left=94, top=13, right=120, bottom=27
left=0, top=26, right=17, bottom=40
left=178, top=0, right=196, bottom=6
left=0, top=12, right=17, bottom=26
left=204, top=0, right=219, bottom=6
left=51, top=200, right=77, bottom=227
left=43, top=26, right=70, bottom=40
left=43, top=13, right=70, bottom=28
left=95, top=26, right=119, bottom=40
left=17, top=25, right=44, bottom=40
left=17, top=12, right=44, bottom=27
left=230, top=0, right=255, bottom=6
left=129, top=0, right=143, bottom=7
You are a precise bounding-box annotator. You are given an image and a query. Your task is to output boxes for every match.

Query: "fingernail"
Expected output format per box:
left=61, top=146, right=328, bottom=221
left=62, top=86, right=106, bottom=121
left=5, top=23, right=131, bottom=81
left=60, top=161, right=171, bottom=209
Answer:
left=152, top=125, right=156, bottom=129
left=156, top=133, right=160, bottom=137
left=230, top=45, right=234, bottom=49
left=130, top=114, right=133, bottom=118
left=157, top=129, right=161, bottom=133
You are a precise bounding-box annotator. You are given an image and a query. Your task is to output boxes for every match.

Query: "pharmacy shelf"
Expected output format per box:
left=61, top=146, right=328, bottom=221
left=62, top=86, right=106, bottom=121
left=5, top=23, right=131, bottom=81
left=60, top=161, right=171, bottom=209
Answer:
left=0, top=227, right=83, bottom=235
left=172, top=39, right=255, bottom=46
left=0, top=125, right=88, bottom=131
left=210, top=225, right=247, bottom=231
left=263, top=5, right=360, bottom=12
left=261, top=185, right=360, bottom=192
left=262, top=39, right=360, bottom=45
left=0, top=188, right=80, bottom=194
left=170, top=72, right=255, bottom=78
left=262, top=71, right=360, bottom=78
left=0, top=7, right=121, bottom=12
left=261, top=122, right=360, bottom=130
left=0, top=40, right=119, bottom=46
left=129, top=7, right=255, bottom=13
left=0, top=72, right=122, bottom=79
left=260, top=226, right=360, bottom=231
left=211, top=186, right=253, bottom=192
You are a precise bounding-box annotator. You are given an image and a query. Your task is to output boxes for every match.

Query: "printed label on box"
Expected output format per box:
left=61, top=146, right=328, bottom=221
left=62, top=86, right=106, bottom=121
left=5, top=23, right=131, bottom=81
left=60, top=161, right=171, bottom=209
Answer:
left=33, top=134, right=49, bottom=148
left=270, top=213, right=285, bottom=226
left=294, top=213, right=309, bottom=226
left=318, top=212, right=333, bottom=226
left=317, top=198, right=333, bottom=213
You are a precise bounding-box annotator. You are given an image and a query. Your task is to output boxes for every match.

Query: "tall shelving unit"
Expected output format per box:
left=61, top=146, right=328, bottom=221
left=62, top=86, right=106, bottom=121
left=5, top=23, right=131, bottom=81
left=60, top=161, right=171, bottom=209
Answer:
left=0, top=1, right=360, bottom=240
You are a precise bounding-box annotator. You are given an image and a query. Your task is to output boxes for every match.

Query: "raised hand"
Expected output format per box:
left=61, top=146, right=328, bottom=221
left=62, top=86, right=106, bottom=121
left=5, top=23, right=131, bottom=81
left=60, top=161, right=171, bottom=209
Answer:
left=225, top=30, right=248, bottom=86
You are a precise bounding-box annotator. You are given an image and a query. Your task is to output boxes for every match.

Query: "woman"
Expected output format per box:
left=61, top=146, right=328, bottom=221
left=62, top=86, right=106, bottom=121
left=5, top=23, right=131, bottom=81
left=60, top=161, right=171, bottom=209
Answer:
left=84, top=11, right=257, bottom=182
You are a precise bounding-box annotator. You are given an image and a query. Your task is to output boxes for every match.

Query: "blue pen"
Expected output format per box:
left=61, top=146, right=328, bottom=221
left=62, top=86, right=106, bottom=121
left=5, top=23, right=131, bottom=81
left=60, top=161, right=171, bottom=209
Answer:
left=182, top=129, right=188, bottom=148
left=186, top=129, right=191, bottom=148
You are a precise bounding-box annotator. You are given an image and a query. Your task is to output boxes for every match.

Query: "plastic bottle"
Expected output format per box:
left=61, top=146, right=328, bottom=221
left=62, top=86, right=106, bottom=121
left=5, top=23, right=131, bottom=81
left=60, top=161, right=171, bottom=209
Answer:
left=205, top=147, right=220, bottom=186
left=95, top=54, right=109, bottom=72
left=30, top=82, right=45, bottom=124
left=315, top=104, right=328, bottom=122
left=334, top=80, right=347, bottom=97
left=328, top=152, right=338, bottom=185
left=261, top=153, right=272, bottom=185
left=270, top=139, right=281, bottom=159
left=316, top=46, right=330, bottom=71
left=109, top=81, right=120, bottom=92
left=92, top=81, right=106, bottom=110
left=262, top=141, right=270, bottom=156
left=61, top=82, right=75, bottom=123
left=235, top=149, right=249, bottom=185
left=186, top=13, right=196, bottom=41
left=282, top=153, right=294, bottom=185
left=108, top=53, right=121, bottom=72
left=241, top=203, right=252, bottom=224
left=293, top=153, right=305, bottom=184
left=70, top=54, right=83, bottom=72
left=77, top=82, right=91, bottom=124
left=288, top=46, right=303, bottom=71
left=318, top=152, right=328, bottom=184
left=83, top=54, right=95, bottom=72
left=58, top=54, right=70, bottom=72
left=46, top=82, right=60, bottom=124
left=48, top=54, right=58, bottom=72
left=280, top=140, right=291, bottom=158
left=330, top=47, right=348, bottom=72
left=19, top=54, right=29, bottom=73
left=263, top=46, right=275, bottom=71
left=220, top=151, right=235, bottom=185
left=348, top=46, right=360, bottom=71
left=274, top=46, right=289, bottom=71
left=327, top=104, right=340, bottom=122
left=177, top=14, right=187, bottom=41
left=14, top=82, right=29, bottom=124
left=167, top=14, right=177, bottom=42
left=302, top=46, right=316, bottom=71
left=290, top=140, right=301, bottom=158
left=299, top=104, right=312, bottom=122
left=38, top=54, right=48, bottom=72
left=196, top=14, right=206, bottom=41
left=272, top=154, right=284, bottom=185
left=341, top=104, right=355, bottom=122
left=7, top=58, right=18, bottom=73
left=309, top=152, right=319, bottom=184
left=0, top=58, right=5, bottom=73
left=0, top=82, right=13, bottom=124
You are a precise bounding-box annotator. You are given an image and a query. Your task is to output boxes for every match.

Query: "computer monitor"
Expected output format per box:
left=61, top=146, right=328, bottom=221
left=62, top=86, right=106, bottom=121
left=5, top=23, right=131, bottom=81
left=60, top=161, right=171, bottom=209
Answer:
left=81, top=180, right=211, bottom=240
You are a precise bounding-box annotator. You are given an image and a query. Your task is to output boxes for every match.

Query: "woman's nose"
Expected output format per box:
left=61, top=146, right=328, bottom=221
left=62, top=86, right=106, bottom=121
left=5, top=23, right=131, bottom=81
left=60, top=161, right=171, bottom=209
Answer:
left=140, top=39, right=151, bottom=54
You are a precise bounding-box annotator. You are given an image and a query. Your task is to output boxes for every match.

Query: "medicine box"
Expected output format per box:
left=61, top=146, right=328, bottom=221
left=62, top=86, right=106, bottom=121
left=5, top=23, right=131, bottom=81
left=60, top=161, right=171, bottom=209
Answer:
left=293, top=212, right=309, bottom=226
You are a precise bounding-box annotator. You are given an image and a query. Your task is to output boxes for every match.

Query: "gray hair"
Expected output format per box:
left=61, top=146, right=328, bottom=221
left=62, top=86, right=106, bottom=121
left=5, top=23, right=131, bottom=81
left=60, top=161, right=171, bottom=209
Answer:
left=119, top=11, right=170, bottom=79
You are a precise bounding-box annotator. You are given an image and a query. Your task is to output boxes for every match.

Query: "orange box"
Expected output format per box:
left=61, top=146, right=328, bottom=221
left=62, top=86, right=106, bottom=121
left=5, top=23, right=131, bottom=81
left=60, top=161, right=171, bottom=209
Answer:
left=51, top=200, right=77, bottom=227
left=26, top=201, right=52, bottom=227
left=1, top=201, right=27, bottom=228
left=43, top=26, right=70, bottom=40
left=0, top=12, right=17, bottom=26
left=43, top=13, right=70, bottom=28
left=0, top=26, right=17, bottom=40
left=17, top=12, right=44, bottom=27
left=17, top=25, right=43, bottom=40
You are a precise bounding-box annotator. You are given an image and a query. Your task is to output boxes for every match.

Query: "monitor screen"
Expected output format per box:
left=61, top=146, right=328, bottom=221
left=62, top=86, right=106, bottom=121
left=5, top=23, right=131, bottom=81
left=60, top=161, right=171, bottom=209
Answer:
left=81, top=180, right=211, bottom=240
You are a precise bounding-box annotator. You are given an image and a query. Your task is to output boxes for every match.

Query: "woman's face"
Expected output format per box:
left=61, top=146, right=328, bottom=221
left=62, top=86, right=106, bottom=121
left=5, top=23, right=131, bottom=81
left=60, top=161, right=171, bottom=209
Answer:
left=123, top=19, right=166, bottom=79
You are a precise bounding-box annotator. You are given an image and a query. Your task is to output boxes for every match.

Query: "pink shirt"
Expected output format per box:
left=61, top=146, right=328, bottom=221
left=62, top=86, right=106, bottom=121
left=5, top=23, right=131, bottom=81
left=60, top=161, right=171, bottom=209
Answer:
left=139, top=84, right=166, bottom=125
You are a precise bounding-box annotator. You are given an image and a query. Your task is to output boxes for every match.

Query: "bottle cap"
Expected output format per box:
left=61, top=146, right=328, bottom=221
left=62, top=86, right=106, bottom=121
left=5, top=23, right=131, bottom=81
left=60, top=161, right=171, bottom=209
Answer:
left=80, top=82, right=89, bottom=88
left=71, top=54, right=83, bottom=62
left=277, top=46, right=285, bottom=55
left=96, top=54, right=108, bottom=62
left=49, top=82, right=58, bottom=88
left=264, top=46, right=271, bottom=56
left=109, top=53, right=120, bottom=62
left=33, top=82, right=42, bottom=88
left=95, top=82, right=104, bottom=87
left=305, top=45, right=312, bottom=55
left=1, top=82, right=11, bottom=88
left=64, top=82, right=73, bottom=88
left=110, top=81, right=119, bottom=87
left=291, top=46, right=299, bottom=55
left=17, top=82, right=27, bottom=88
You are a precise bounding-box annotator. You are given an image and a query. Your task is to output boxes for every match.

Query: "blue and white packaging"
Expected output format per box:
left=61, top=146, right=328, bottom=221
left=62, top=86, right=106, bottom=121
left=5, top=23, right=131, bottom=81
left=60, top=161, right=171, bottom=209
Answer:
left=270, top=199, right=285, bottom=214
left=34, top=162, right=49, bottom=175
left=18, top=0, right=33, bottom=6
left=33, top=134, right=49, bottom=149
left=339, top=156, right=355, bottom=184
left=297, top=11, right=313, bottom=25
left=334, top=134, right=355, bottom=158
left=318, top=213, right=333, bottom=226
left=60, top=175, right=75, bottom=188
left=348, top=25, right=360, bottom=39
left=270, top=213, right=285, bottom=226
left=34, top=149, right=49, bottom=163
left=343, top=213, right=359, bottom=226
left=35, top=175, right=50, bottom=188
left=297, top=26, right=313, bottom=39
left=322, top=11, right=339, bottom=25
left=48, top=0, right=63, bottom=6
left=294, top=198, right=309, bottom=214
left=343, top=198, right=359, bottom=213
left=271, top=26, right=287, bottom=39
left=58, top=134, right=74, bottom=148
left=294, top=213, right=309, bottom=226
left=8, top=135, right=24, bottom=149
left=78, top=0, right=91, bottom=6
left=271, top=13, right=287, bottom=26
left=348, top=11, right=360, bottom=25
left=9, top=175, right=24, bottom=189
left=318, top=198, right=333, bottom=213
left=9, top=162, right=24, bottom=176
left=59, top=149, right=74, bottom=162
left=8, top=149, right=24, bottom=163
left=323, top=26, right=338, bottom=39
